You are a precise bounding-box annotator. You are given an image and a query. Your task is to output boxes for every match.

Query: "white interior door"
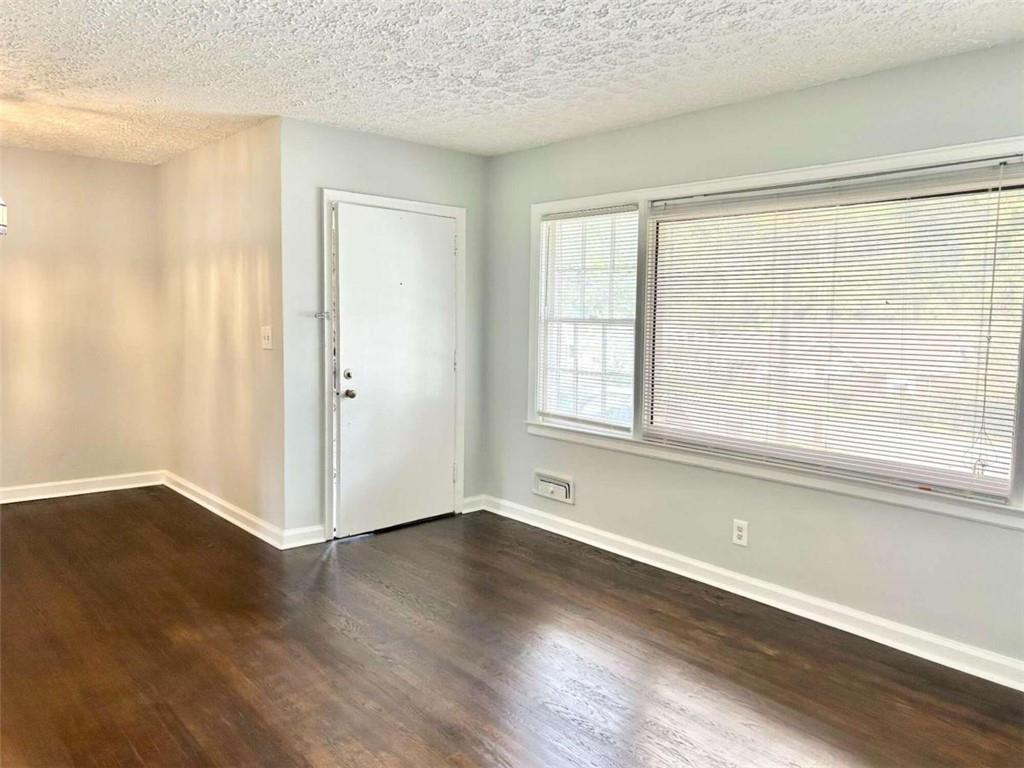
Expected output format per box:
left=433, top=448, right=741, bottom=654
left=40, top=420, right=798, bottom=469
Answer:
left=333, top=200, right=457, bottom=537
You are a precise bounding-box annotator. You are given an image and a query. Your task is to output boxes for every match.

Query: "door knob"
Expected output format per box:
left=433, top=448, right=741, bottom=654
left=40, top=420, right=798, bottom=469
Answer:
left=342, top=389, right=357, bottom=399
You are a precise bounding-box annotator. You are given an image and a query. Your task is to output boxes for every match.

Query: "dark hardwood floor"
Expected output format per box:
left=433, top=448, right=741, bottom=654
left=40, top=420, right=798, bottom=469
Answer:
left=2, top=487, right=1021, bottom=767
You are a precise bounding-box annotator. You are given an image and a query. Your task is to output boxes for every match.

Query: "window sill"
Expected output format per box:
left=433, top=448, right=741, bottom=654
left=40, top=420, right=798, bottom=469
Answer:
left=525, top=420, right=1024, bottom=531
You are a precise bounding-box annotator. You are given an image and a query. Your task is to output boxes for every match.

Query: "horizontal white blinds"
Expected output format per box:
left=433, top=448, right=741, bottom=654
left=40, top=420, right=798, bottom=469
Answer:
left=537, top=206, right=639, bottom=429
left=643, top=172, right=1024, bottom=499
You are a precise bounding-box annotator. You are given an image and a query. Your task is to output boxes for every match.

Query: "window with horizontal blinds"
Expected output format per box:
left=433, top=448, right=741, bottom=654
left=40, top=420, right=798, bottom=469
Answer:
left=537, top=206, right=639, bottom=429
left=643, top=167, right=1024, bottom=499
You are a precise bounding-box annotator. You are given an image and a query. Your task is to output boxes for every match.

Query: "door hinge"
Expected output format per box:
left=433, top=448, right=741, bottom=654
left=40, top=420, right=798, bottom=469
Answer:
left=452, top=463, right=457, bottom=483
left=330, top=206, right=338, bottom=256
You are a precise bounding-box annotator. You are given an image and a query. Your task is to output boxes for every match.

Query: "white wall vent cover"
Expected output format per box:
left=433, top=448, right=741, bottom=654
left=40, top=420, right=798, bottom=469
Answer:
left=532, top=471, right=574, bottom=504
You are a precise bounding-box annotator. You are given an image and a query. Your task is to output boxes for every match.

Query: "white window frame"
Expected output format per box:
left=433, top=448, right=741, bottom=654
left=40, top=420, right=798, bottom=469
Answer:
left=534, top=205, right=640, bottom=433
left=527, top=136, right=1024, bottom=530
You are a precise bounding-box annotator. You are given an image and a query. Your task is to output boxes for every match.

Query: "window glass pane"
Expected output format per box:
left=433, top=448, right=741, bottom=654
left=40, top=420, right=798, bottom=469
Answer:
left=538, top=208, right=639, bottom=429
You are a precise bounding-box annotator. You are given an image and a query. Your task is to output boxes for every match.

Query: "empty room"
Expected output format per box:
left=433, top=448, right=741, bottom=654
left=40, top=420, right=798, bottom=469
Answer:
left=1, top=1, right=1023, bottom=766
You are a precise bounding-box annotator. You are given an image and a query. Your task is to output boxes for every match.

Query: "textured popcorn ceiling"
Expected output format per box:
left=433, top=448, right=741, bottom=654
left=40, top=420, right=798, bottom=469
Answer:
left=2, top=0, right=1022, bottom=164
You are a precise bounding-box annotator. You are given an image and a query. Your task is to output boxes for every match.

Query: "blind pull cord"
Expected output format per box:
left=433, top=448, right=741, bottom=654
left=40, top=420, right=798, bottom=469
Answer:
left=971, top=163, right=1007, bottom=477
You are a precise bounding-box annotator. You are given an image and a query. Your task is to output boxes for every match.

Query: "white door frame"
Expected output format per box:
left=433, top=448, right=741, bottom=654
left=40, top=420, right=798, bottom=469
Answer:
left=321, top=189, right=467, bottom=540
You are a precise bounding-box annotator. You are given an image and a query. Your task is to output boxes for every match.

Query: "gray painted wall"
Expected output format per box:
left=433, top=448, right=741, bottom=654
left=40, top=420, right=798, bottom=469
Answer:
left=279, top=118, right=487, bottom=530
left=482, top=44, right=1024, bottom=658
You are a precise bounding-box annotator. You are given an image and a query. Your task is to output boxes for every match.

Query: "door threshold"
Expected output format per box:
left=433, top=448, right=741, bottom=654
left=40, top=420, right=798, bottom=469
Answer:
left=334, top=511, right=456, bottom=541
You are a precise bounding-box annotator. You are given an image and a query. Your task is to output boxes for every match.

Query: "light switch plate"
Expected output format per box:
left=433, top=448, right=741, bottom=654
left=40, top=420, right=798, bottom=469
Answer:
left=260, top=325, right=273, bottom=350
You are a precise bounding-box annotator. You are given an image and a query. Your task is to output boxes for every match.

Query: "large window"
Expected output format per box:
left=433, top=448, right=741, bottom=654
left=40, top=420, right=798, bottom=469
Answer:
left=533, top=157, right=1024, bottom=502
left=536, top=206, right=639, bottom=429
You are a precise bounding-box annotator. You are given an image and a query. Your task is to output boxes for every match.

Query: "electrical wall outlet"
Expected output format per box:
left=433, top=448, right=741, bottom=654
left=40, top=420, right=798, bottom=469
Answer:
left=732, top=519, right=749, bottom=547
left=260, top=325, right=273, bottom=350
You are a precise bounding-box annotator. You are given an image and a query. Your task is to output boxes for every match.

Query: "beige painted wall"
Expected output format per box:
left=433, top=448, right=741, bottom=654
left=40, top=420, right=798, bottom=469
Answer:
left=157, top=119, right=285, bottom=526
left=0, top=147, right=167, bottom=485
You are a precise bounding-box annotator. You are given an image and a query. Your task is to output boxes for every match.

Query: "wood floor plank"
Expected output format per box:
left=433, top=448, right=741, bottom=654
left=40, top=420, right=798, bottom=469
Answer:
left=2, top=486, right=1021, bottom=767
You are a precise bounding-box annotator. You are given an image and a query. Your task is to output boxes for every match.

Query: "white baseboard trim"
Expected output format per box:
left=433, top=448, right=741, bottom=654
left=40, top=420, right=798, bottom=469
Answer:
left=162, top=472, right=283, bottom=548
left=161, top=472, right=327, bottom=551
left=2, top=470, right=327, bottom=552
left=465, top=494, right=1024, bottom=692
left=281, top=524, right=330, bottom=549
left=461, top=494, right=487, bottom=513
left=0, top=471, right=165, bottom=504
